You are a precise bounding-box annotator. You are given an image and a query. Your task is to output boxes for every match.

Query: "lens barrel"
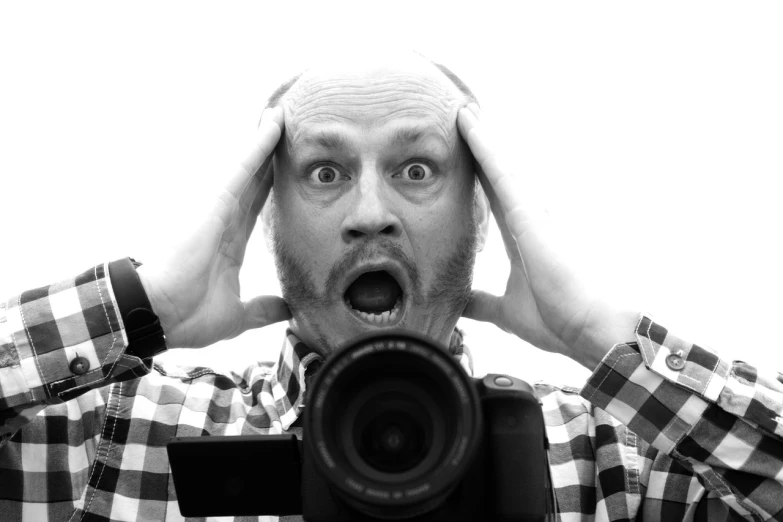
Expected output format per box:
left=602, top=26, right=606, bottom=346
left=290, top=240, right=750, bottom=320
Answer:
left=304, top=332, right=482, bottom=520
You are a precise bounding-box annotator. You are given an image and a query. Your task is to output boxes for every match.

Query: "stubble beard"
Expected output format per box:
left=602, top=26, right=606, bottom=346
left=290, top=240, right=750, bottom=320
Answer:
left=269, top=204, right=479, bottom=354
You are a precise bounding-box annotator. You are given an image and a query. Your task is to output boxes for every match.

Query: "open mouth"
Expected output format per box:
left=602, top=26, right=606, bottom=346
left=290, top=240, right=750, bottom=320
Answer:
left=343, top=270, right=404, bottom=326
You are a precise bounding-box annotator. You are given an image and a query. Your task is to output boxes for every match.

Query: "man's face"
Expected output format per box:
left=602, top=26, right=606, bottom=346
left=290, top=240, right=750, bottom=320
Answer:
left=267, top=57, right=484, bottom=355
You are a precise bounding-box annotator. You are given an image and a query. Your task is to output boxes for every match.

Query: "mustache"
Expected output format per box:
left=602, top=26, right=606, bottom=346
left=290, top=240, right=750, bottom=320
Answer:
left=323, top=239, right=421, bottom=299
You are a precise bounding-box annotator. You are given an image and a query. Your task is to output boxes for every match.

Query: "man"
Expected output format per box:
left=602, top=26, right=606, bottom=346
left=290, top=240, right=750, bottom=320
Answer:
left=1, top=50, right=782, bottom=521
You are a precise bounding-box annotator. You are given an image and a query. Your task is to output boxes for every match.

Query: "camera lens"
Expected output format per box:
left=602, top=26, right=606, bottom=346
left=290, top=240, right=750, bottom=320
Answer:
left=305, top=333, right=481, bottom=519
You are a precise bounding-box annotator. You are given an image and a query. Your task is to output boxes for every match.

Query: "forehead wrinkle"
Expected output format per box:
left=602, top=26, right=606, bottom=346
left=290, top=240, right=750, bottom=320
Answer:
left=289, top=73, right=457, bottom=112
left=284, top=72, right=461, bottom=150
left=289, top=108, right=454, bottom=150
left=288, top=119, right=457, bottom=161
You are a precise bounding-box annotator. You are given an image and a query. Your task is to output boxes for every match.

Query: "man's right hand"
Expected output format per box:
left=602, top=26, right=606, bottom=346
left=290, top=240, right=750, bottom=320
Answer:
left=135, top=107, right=290, bottom=349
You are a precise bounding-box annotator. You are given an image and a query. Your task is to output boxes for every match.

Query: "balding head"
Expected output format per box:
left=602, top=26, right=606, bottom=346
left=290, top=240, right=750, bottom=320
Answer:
left=266, top=50, right=477, bottom=113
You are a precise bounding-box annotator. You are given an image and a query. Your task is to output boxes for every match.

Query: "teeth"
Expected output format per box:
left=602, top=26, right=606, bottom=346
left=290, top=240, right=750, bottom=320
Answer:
left=346, top=296, right=403, bottom=324
left=352, top=308, right=396, bottom=324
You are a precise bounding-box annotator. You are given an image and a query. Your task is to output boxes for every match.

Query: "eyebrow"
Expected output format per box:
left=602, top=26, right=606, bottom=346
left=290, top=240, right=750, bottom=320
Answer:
left=390, top=127, right=428, bottom=147
left=296, top=125, right=449, bottom=152
left=299, top=130, right=351, bottom=150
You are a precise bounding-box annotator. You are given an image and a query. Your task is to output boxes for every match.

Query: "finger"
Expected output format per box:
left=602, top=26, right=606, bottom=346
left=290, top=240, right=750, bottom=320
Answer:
left=243, top=160, right=274, bottom=240
left=474, top=160, right=522, bottom=263
left=225, top=106, right=285, bottom=205
left=458, top=108, right=522, bottom=262
left=458, top=106, right=546, bottom=241
left=462, top=289, right=504, bottom=328
left=241, top=295, right=292, bottom=333
left=249, top=159, right=274, bottom=220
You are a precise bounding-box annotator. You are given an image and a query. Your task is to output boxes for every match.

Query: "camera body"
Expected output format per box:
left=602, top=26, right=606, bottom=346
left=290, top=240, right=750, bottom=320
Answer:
left=298, top=332, right=551, bottom=521
left=167, top=331, right=553, bottom=521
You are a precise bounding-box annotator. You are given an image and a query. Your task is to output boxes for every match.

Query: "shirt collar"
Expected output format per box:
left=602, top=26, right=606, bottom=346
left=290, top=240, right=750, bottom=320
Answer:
left=270, top=328, right=473, bottom=431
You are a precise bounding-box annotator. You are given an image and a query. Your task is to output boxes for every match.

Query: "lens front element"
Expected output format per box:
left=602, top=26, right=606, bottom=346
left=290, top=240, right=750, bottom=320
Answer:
left=343, top=382, right=446, bottom=484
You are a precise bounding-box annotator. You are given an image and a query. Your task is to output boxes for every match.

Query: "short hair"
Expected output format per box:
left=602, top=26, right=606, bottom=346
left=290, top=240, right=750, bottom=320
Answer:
left=265, top=72, right=304, bottom=109
left=262, top=56, right=478, bottom=114
left=428, top=60, right=478, bottom=106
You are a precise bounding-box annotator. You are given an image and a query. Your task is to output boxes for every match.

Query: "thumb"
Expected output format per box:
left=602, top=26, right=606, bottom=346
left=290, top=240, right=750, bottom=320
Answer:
left=240, top=295, right=292, bottom=333
left=462, top=289, right=504, bottom=328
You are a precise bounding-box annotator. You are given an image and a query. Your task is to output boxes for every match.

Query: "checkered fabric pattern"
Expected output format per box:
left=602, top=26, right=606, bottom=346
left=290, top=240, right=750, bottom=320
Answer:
left=2, top=265, right=783, bottom=521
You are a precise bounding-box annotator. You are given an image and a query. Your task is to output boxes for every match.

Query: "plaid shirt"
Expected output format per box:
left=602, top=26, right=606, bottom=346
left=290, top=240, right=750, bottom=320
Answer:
left=2, top=264, right=783, bottom=521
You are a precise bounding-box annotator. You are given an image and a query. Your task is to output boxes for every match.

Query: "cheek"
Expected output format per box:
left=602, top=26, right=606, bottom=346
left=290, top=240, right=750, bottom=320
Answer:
left=273, top=189, right=344, bottom=277
left=405, top=181, right=475, bottom=262
left=274, top=161, right=329, bottom=241
left=277, top=199, right=334, bottom=247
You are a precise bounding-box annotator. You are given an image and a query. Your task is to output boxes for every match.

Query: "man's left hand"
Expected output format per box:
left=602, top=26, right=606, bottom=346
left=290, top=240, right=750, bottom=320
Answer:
left=457, top=104, right=638, bottom=369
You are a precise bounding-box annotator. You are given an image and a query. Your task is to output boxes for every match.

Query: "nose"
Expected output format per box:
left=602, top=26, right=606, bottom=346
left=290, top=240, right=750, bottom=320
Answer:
left=341, top=170, right=402, bottom=243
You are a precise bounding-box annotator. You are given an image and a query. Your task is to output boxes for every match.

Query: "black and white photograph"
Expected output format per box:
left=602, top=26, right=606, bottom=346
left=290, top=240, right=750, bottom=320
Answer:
left=1, top=2, right=782, bottom=520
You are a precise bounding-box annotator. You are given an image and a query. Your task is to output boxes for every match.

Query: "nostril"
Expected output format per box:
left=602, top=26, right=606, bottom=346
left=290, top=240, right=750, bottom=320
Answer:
left=347, top=225, right=395, bottom=240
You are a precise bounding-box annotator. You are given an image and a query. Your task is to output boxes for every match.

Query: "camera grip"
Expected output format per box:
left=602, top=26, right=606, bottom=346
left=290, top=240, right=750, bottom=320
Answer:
left=481, top=375, right=550, bottom=522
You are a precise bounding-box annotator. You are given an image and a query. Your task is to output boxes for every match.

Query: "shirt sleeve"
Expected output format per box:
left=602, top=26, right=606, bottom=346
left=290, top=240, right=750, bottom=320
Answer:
left=0, top=262, right=152, bottom=442
left=580, top=313, right=783, bottom=521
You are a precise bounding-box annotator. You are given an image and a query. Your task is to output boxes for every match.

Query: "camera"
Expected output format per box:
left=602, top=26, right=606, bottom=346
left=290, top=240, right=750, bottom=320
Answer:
left=168, top=331, right=553, bottom=521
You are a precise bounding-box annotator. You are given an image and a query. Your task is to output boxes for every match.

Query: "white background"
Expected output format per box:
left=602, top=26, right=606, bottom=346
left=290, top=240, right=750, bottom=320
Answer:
left=1, top=2, right=781, bottom=387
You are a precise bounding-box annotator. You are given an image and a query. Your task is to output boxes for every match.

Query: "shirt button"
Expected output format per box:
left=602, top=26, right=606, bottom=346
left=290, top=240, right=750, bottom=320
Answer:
left=69, top=356, right=90, bottom=375
left=665, top=353, right=685, bottom=371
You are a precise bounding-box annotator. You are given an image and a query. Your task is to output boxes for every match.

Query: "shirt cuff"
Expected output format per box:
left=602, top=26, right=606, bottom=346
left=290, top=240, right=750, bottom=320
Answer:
left=579, top=313, right=783, bottom=454
left=579, top=313, right=720, bottom=455
left=0, top=262, right=152, bottom=407
left=634, top=314, right=731, bottom=401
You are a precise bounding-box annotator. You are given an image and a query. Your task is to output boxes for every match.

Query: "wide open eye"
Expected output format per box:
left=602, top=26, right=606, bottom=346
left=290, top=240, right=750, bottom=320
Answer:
left=400, top=163, right=433, bottom=181
left=310, top=165, right=343, bottom=183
